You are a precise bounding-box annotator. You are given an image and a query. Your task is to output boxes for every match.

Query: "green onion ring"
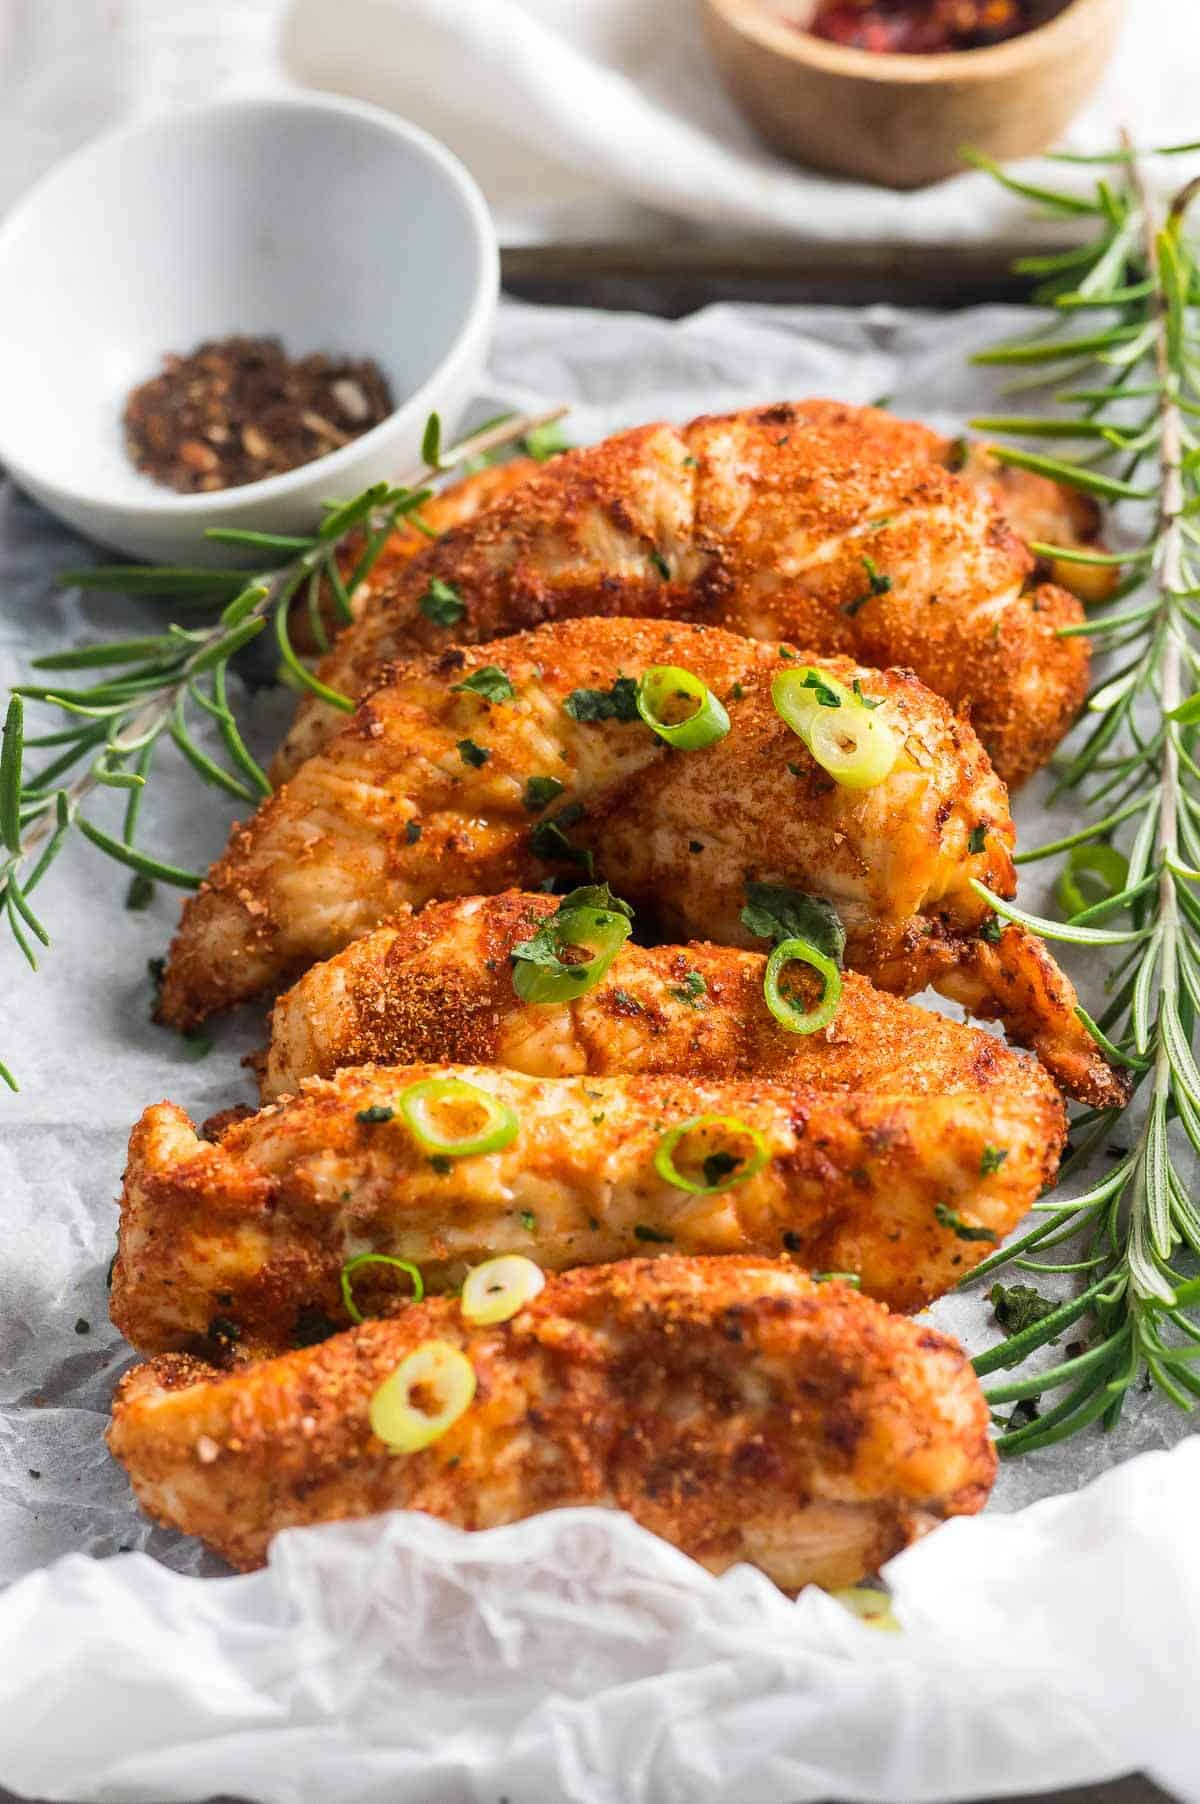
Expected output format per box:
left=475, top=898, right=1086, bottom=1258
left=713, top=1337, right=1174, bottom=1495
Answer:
left=653, top=1114, right=770, bottom=1195
left=512, top=905, right=632, bottom=1005
left=398, top=1077, right=520, bottom=1157
left=771, top=667, right=898, bottom=790
left=635, top=665, right=731, bottom=750
left=1056, top=843, right=1130, bottom=920
left=340, top=1253, right=425, bottom=1326
left=764, top=936, right=843, bottom=1034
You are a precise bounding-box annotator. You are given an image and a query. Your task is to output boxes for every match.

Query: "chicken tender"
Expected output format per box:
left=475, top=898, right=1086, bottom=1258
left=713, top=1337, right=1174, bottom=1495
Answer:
left=276, top=401, right=1088, bottom=788
left=110, top=1058, right=1065, bottom=1357
left=262, top=889, right=1061, bottom=1109
left=159, top=617, right=1121, bottom=1106
left=108, top=1255, right=996, bottom=1585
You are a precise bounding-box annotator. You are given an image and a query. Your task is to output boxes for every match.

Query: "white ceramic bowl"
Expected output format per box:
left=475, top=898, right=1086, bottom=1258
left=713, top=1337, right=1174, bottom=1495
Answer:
left=0, top=94, right=498, bottom=563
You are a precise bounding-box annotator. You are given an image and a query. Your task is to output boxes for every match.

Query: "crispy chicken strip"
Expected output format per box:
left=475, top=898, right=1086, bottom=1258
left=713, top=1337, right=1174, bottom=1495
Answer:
left=262, top=890, right=1062, bottom=1110
left=160, top=617, right=1121, bottom=1106
left=108, top=1255, right=996, bottom=1584
left=275, top=400, right=1088, bottom=788
left=110, top=1059, right=1064, bottom=1357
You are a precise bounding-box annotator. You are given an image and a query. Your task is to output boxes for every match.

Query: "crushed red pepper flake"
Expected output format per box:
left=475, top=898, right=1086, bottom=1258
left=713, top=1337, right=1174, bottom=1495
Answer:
left=123, top=335, right=393, bottom=494
left=806, top=0, right=1034, bottom=53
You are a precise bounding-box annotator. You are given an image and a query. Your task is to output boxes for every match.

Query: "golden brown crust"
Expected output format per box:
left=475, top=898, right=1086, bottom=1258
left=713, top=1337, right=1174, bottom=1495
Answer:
left=262, top=890, right=1059, bottom=1104
left=109, top=1057, right=1065, bottom=1357
left=275, top=401, right=1088, bottom=788
left=158, top=618, right=1014, bottom=1025
left=107, top=1255, right=996, bottom=1584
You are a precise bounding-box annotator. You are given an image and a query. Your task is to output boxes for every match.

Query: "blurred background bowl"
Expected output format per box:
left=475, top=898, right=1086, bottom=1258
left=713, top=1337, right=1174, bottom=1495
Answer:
left=0, top=93, right=498, bottom=562
left=700, top=0, right=1126, bottom=190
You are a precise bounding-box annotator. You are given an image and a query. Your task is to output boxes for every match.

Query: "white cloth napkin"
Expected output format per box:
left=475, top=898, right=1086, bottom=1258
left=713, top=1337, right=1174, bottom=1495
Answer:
left=281, top=0, right=1200, bottom=242
left=2, top=1448, right=1197, bottom=1804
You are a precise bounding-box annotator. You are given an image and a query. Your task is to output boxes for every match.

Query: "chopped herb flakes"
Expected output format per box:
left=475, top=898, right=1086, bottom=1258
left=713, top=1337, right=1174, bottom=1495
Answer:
left=634, top=1224, right=673, bottom=1243
left=934, top=1203, right=998, bottom=1244
left=980, top=1143, right=1009, bottom=1177
left=670, top=970, right=707, bottom=1006
left=649, top=549, right=670, bottom=580
left=563, top=677, right=640, bottom=723
left=969, top=824, right=989, bottom=855
left=530, top=802, right=592, bottom=872
left=125, top=873, right=155, bottom=911
left=845, top=554, right=892, bottom=617
left=702, top=1150, right=740, bottom=1187
left=451, top=666, right=514, bottom=703
left=405, top=821, right=422, bottom=845
left=523, top=775, right=565, bottom=812
left=457, top=738, right=490, bottom=768
left=990, top=1282, right=1058, bottom=1336
left=520, top=1209, right=537, bottom=1232
left=357, top=1104, right=394, bottom=1124
left=419, top=577, right=466, bottom=626
left=980, top=913, right=1005, bottom=944
left=741, top=881, right=846, bottom=966
left=610, top=987, right=643, bottom=1012
left=430, top=1154, right=453, bottom=1174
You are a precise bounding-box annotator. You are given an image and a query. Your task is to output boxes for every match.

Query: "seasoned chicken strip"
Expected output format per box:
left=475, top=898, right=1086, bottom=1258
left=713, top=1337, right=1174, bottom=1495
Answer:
left=108, top=1256, right=996, bottom=1584
left=160, top=617, right=1121, bottom=1105
left=276, top=401, right=1088, bottom=788
left=110, top=1059, right=1064, bottom=1357
left=262, top=890, right=1063, bottom=1112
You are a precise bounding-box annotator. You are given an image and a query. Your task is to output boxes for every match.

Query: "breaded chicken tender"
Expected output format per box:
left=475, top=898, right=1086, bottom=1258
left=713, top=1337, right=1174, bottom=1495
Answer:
left=110, top=1058, right=1065, bottom=1357
left=262, top=889, right=1060, bottom=1107
left=159, top=618, right=1122, bottom=1106
left=107, top=1256, right=996, bottom=1584
left=276, top=401, right=1089, bottom=788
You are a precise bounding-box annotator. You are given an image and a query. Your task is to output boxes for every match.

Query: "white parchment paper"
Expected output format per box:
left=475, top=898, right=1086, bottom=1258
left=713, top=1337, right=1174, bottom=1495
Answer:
left=0, top=300, right=1194, bottom=1801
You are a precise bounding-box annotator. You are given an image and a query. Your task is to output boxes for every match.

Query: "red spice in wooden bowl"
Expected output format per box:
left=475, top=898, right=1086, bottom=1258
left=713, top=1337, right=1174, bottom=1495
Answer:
left=807, top=1, right=1035, bottom=52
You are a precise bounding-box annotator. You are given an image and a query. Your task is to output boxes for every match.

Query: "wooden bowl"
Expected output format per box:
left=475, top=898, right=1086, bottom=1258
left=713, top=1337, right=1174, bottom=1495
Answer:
left=700, top=0, right=1126, bottom=190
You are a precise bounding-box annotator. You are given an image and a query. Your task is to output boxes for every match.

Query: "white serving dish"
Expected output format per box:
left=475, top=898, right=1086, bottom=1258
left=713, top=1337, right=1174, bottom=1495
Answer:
left=0, top=93, right=498, bottom=563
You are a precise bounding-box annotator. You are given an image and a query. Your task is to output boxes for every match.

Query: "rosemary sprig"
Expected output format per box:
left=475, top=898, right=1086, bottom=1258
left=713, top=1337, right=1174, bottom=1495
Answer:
left=965, top=138, right=1200, bottom=1451
left=0, top=407, right=564, bottom=1091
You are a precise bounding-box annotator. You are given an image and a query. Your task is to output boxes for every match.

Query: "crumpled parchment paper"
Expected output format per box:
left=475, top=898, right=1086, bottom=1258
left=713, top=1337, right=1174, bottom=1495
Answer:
left=0, top=300, right=1193, bottom=1801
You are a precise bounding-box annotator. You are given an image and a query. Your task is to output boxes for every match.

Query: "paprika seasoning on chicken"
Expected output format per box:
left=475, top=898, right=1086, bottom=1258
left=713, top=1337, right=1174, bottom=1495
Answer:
left=123, top=335, right=393, bottom=493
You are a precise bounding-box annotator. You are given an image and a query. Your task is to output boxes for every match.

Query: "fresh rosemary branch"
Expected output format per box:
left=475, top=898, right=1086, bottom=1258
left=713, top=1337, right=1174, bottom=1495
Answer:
left=966, top=139, right=1200, bottom=1452
left=0, top=407, right=565, bottom=1091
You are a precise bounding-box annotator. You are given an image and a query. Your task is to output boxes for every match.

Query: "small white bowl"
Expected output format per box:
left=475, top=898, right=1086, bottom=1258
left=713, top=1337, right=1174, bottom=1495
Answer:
left=0, top=94, right=498, bottom=563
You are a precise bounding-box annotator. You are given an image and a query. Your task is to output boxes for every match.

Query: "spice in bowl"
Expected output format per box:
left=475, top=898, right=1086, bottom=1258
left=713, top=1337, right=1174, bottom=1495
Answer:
left=806, top=0, right=1036, bottom=52
left=123, top=336, right=394, bottom=493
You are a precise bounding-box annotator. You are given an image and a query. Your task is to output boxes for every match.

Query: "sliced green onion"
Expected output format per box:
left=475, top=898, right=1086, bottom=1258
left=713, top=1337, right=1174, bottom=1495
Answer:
left=340, top=1253, right=425, bottom=1326
left=764, top=937, right=843, bottom=1034
left=771, top=667, right=898, bottom=790
left=398, top=1077, right=519, bottom=1158
left=369, top=1341, right=476, bottom=1453
left=461, top=1254, right=545, bottom=1325
left=654, top=1115, right=770, bottom=1195
left=635, top=665, right=730, bottom=750
left=512, top=886, right=632, bottom=1004
left=1056, top=843, right=1131, bottom=919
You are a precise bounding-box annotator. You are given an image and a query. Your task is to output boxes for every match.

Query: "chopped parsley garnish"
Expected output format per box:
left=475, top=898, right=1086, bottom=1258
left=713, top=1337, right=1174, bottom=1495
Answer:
left=634, top=1224, right=673, bottom=1243
left=563, top=677, right=640, bottom=723
left=741, top=881, right=846, bottom=966
left=934, top=1203, right=999, bottom=1244
left=530, top=802, right=593, bottom=872
left=429, top=1154, right=453, bottom=1174
left=682, top=453, right=699, bottom=468
left=980, top=1143, right=1009, bottom=1177
left=980, top=913, right=1005, bottom=944
left=649, top=549, right=670, bottom=580
left=523, top=774, right=566, bottom=812
left=851, top=678, right=881, bottom=710
left=670, top=969, right=707, bottom=1006
left=510, top=883, right=632, bottom=983
left=418, top=577, right=466, bottom=626
left=357, top=1104, right=394, bottom=1124
left=702, top=1150, right=740, bottom=1187
left=610, top=987, right=644, bottom=1012
left=729, top=682, right=745, bottom=701
left=181, top=1031, right=214, bottom=1061
left=451, top=665, right=514, bottom=703
left=405, top=820, right=422, bottom=845
left=845, top=554, right=892, bottom=617
left=990, top=1282, right=1059, bottom=1335
left=208, top=1314, right=242, bottom=1345
left=125, top=873, right=155, bottom=911
left=457, top=738, right=490, bottom=768
left=969, top=824, right=989, bottom=855
left=688, top=840, right=704, bottom=854
left=520, top=1209, right=537, bottom=1232
left=945, top=435, right=970, bottom=472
